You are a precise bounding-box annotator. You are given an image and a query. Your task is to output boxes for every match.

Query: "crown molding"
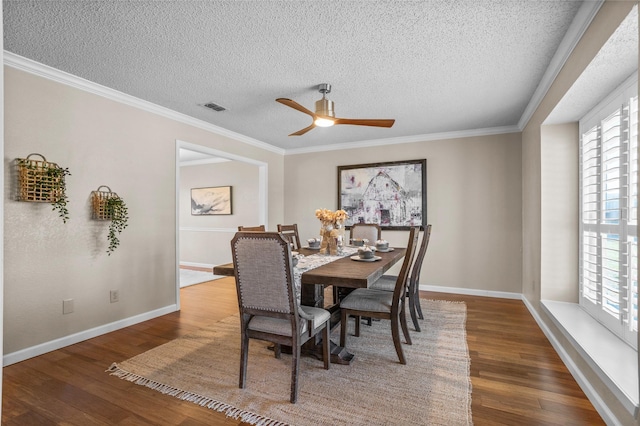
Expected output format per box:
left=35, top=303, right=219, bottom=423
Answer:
left=4, top=50, right=534, bottom=157
left=3, top=51, right=285, bottom=156
left=517, top=0, right=604, bottom=130
left=284, top=125, right=521, bottom=155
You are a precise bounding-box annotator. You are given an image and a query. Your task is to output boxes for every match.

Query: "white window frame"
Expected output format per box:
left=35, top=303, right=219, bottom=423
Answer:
left=579, top=74, right=638, bottom=350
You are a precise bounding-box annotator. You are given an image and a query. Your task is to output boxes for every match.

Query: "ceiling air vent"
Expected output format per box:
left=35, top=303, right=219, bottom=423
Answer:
left=202, top=102, right=227, bottom=112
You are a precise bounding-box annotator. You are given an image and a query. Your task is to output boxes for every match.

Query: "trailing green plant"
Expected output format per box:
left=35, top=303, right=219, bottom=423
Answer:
left=45, top=165, right=71, bottom=223
left=18, top=158, right=71, bottom=223
left=105, top=196, right=129, bottom=255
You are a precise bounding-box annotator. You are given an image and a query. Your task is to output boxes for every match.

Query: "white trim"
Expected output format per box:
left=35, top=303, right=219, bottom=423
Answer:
left=285, top=126, right=520, bottom=155
left=518, top=0, right=604, bottom=130
left=1, top=7, right=6, bottom=409
left=421, top=284, right=522, bottom=300
left=3, top=51, right=284, bottom=156
left=2, top=304, right=178, bottom=367
left=175, top=143, right=182, bottom=311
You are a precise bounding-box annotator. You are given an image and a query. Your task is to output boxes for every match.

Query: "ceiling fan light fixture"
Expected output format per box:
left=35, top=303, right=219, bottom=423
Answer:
left=275, top=83, right=395, bottom=136
left=314, top=117, right=335, bottom=127
left=314, top=94, right=335, bottom=126
left=315, top=97, right=335, bottom=118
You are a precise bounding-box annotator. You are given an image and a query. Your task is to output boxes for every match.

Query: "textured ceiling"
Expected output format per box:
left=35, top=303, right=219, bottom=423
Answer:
left=2, top=0, right=605, bottom=152
left=546, top=5, right=638, bottom=125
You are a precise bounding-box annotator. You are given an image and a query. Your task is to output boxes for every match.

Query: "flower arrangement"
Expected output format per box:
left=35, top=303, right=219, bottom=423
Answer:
left=315, top=208, right=348, bottom=255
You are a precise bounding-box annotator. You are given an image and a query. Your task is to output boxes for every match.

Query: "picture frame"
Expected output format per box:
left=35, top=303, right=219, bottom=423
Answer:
left=338, top=159, right=426, bottom=230
left=191, top=186, right=232, bottom=215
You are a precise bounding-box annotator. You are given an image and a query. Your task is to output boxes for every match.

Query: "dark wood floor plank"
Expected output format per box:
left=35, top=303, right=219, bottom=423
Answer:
left=1, top=277, right=602, bottom=425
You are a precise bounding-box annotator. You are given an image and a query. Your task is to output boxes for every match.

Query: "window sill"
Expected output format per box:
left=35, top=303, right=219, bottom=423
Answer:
left=541, top=300, right=638, bottom=417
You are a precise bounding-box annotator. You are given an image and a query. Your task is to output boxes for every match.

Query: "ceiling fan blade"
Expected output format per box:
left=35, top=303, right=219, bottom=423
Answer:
left=289, top=123, right=316, bottom=136
left=334, top=118, right=395, bottom=128
left=276, top=98, right=315, bottom=117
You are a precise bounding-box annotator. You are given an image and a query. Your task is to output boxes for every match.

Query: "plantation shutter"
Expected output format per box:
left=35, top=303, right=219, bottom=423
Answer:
left=579, top=91, right=638, bottom=349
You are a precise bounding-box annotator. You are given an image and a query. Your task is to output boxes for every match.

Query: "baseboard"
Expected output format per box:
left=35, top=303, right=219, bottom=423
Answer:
left=3, top=304, right=178, bottom=367
left=521, top=296, right=623, bottom=426
left=180, top=261, right=214, bottom=269
left=421, top=284, right=522, bottom=300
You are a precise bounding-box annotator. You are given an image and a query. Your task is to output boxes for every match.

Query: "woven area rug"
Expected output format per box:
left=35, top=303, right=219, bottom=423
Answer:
left=108, top=300, right=471, bottom=425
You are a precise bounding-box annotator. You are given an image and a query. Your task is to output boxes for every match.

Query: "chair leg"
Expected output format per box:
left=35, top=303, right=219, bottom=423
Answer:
left=239, top=331, right=249, bottom=389
left=390, top=314, right=406, bottom=365
left=340, top=309, right=348, bottom=347
left=355, top=315, right=361, bottom=337
left=408, top=290, right=421, bottom=332
left=414, top=284, right=424, bottom=320
left=322, top=323, right=330, bottom=370
left=400, top=302, right=412, bottom=345
left=290, top=343, right=301, bottom=403
left=274, top=343, right=282, bottom=359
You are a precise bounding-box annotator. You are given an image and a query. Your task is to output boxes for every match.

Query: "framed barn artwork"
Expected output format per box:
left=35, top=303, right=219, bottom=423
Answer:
left=338, top=159, right=426, bottom=230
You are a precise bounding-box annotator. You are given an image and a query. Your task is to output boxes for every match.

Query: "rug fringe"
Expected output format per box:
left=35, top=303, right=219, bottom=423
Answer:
left=106, top=363, right=290, bottom=426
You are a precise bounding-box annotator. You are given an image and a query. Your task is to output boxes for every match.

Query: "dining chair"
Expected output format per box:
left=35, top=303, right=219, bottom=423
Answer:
left=349, top=223, right=382, bottom=244
left=337, top=222, right=384, bottom=304
left=237, top=225, right=266, bottom=231
left=339, top=226, right=420, bottom=364
left=370, top=224, right=432, bottom=332
left=277, top=223, right=302, bottom=250
left=230, top=231, right=330, bottom=403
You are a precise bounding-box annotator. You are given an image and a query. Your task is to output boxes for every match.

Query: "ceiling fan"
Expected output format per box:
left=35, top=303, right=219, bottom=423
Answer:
left=276, top=84, right=395, bottom=136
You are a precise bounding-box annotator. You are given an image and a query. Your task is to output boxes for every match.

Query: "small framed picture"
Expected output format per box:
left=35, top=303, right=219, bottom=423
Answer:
left=191, top=186, right=232, bottom=215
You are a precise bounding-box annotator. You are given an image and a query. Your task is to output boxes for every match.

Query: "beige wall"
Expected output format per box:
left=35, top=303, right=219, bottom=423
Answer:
left=3, top=66, right=284, bottom=356
left=541, top=123, right=579, bottom=302
left=179, top=161, right=260, bottom=266
left=285, top=133, right=523, bottom=294
left=522, top=2, right=637, bottom=424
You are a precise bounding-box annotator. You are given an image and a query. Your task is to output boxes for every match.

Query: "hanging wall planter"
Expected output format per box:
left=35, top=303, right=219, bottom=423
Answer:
left=16, top=153, right=71, bottom=223
left=91, top=185, right=129, bottom=255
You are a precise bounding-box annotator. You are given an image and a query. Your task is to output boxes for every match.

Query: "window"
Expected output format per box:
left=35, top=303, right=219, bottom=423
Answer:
left=579, top=77, right=638, bottom=349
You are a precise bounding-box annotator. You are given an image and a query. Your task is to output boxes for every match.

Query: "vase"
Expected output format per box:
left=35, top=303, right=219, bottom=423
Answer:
left=320, top=222, right=332, bottom=255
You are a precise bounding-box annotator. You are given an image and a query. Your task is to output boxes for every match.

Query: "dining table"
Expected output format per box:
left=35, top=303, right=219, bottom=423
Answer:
left=213, top=245, right=407, bottom=365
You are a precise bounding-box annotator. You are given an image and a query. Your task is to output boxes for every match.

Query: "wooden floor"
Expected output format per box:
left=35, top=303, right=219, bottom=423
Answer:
left=2, top=277, right=604, bottom=425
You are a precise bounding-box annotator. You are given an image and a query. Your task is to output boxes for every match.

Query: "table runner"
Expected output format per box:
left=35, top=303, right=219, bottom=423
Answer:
left=293, top=246, right=359, bottom=303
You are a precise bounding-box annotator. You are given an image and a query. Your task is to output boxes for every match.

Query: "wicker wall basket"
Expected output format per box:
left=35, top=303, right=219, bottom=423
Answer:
left=91, top=185, right=120, bottom=220
left=16, top=153, right=64, bottom=202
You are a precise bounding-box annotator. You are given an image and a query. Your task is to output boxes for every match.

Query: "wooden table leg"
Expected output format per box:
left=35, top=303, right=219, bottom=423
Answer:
left=301, top=283, right=354, bottom=365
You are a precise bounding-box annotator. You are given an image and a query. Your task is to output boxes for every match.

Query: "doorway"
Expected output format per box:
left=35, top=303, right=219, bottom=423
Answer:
left=175, top=139, right=268, bottom=309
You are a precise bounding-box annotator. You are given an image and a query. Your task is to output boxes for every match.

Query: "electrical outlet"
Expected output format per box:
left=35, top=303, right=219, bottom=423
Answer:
left=110, top=290, right=119, bottom=303
left=63, top=299, right=74, bottom=314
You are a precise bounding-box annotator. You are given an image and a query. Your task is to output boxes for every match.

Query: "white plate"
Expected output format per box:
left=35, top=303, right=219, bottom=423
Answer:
left=303, top=246, right=321, bottom=250
left=350, top=255, right=381, bottom=262
left=375, top=247, right=394, bottom=253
